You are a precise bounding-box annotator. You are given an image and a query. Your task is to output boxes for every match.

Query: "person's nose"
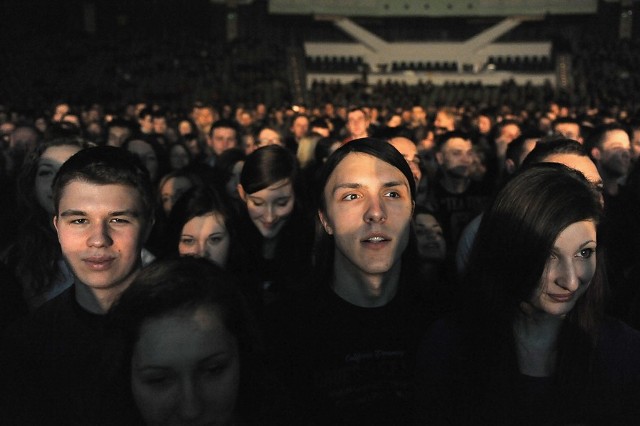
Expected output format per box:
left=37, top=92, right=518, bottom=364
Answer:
left=264, top=205, right=276, bottom=223
left=178, top=378, right=203, bottom=421
left=555, top=259, right=579, bottom=292
left=87, top=221, right=113, bottom=247
left=364, top=196, right=387, bottom=224
left=184, top=243, right=203, bottom=258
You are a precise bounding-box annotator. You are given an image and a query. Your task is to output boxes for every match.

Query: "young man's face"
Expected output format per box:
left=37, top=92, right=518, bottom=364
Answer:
left=54, top=181, right=149, bottom=293
left=346, top=110, right=369, bottom=139
left=208, top=127, right=237, bottom=156
left=595, top=129, right=631, bottom=178
left=436, top=137, right=474, bottom=178
left=319, top=152, right=413, bottom=279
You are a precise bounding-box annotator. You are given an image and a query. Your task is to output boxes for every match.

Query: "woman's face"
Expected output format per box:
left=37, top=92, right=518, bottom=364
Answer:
left=179, top=213, right=230, bottom=267
left=169, top=145, right=190, bottom=171
left=529, top=220, right=597, bottom=317
left=239, top=178, right=295, bottom=239
left=161, top=176, right=193, bottom=216
left=131, top=307, right=240, bottom=426
left=414, top=213, right=446, bottom=262
left=35, top=145, right=83, bottom=215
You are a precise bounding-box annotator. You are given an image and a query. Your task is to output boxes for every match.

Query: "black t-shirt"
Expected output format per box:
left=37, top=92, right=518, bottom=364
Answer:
left=265, top=283, right=436, bottom=425
left=1, top=286, right=135, bottom=425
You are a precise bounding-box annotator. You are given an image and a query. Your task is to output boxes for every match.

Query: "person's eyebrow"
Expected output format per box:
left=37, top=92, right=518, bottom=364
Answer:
left=331, top=180, right=407, bottom=195
left=59, top=209, right=140, bottom=218
left=331, top=182, right=362, bottom=196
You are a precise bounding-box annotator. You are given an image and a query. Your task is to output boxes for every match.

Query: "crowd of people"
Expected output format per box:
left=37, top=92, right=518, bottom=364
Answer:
left=1, top=91, right=640, bottom=424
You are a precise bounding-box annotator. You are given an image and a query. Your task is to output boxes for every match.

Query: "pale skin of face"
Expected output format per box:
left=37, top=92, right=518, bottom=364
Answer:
left=514, top=220, right=597, bottom=377
left=591, top=129, right=632, bottom=184
left=131, top=307, right=240, bottom=426
left=553, top=122, right=582, bottom=143
left=54, top=182, right=149, bottom=313
left=209, top=128, right=237, bottom=156
left=237, top=179, right=295, bottom=240
left=389, top=137, right=422, bottom=184
left=35, top=145, right=83, bottom=215
left=346, top=110, right=369, bottom=139
left=179, top=213, right=230, bottom=268
left=319, top=153, right=414, bottom=307
left=414, top=213, right=446, bottom=261
left=529, top=220, right=597, bottom=317
left=257, top=128, right=283, bottom=148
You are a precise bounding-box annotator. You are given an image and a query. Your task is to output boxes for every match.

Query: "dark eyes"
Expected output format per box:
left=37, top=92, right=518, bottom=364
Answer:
left=579, top=248, right=595, bottom=259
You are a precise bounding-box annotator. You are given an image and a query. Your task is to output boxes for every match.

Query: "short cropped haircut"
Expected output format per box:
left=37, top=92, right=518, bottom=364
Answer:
left=52, top=146, right=154, bottom=222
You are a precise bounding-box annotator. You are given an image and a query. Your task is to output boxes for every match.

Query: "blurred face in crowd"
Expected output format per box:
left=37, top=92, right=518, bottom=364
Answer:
left=436, top=137, right=474, bottom=179
left=414, top=213, right=446, bottom=262
left=36, top=145, right=83, bottom=215
left=139, top=114, right=153, bottom=134
left=434, top=110, right=455, bottom=134
left=319, top=152, right=413, bottom=281
left=153, top=116, right=168, bottom=135
left=131, top=306, right=240, bottom=425
left=238, top=179, right=295, bottom=240
left=346, top=110, right=369, bottom=139
left=592, top=129, right=631, bottom=178
left=529, top=220, right=597, bottom=317
left=161, top=176, right=193, bottom=216
left=554, top=122, right=582, bottom=143
left=477, top=115, right=492, bottom=135
left=107, top=125, right=131, bottom=148
left=389, top=137, right=422, bottom=185
left=178, top=120, right=194, bottom=136
left=195, top=107, right=216, bottom=130
left=179, top=213, right=230, bottom=267
left=168, top=144, right=190, bottom=171
left=497, top=123, right=521, bottom=145
left=257, top=128, right=283, bottom=148
left=291, top=116, right=309, bottom=140
left=209, top=127, right=237, bottom=156
left=127, top=139, right=159, bottom=182
left=11, top=126, right=39, bottom=152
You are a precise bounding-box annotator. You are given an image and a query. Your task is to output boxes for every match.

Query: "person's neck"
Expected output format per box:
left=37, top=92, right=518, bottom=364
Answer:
left=513, top=303, right=564, bottom=377
left=262, top=235, right=279, bottom=260
left=332, top=253, right=401, bottom=308
left=440, top=174, right=470, bottom=194
left=74, top=280, right=130, bottom=315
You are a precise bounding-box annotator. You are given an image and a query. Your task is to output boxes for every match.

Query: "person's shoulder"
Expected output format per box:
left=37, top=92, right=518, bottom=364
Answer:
left=598, top=317, right=640, bottom=350
left=2, top=286, right=74, bottom=341
left=596, top=317, right=640, bottom=378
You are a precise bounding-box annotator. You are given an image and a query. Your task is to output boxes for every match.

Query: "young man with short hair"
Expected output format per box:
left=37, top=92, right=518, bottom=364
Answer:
left=1, top=146, right=155, bottom=423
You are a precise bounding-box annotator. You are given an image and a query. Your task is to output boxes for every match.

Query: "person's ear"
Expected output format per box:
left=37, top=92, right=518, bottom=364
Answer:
left=237, top=184, right=247, bottom=201
left=318, top=210, right=333, bottom=235
left=435, top=151, right=444, bottom=165
left=53, top=216, right=59, bottom=235
left=591, top=147, right=601, bottom=161
left=505, top=158, right=516, bottom=174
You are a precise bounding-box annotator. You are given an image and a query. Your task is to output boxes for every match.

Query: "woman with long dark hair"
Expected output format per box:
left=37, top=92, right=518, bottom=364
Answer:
left=416, top=163, right=640, bottom=424
left=0, top=137, right=88, bottom=318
